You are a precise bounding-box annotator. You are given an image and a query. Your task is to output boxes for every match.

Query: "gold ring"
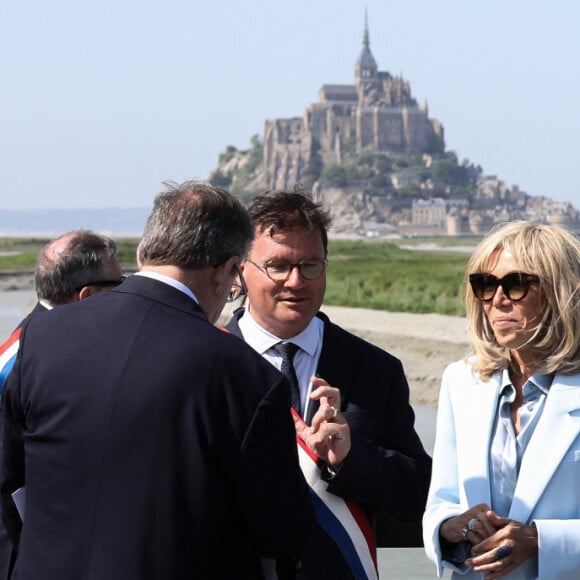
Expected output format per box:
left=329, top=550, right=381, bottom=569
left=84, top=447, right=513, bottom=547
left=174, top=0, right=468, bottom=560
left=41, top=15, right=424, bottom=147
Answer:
left=329, top=405, right=338, bottom=418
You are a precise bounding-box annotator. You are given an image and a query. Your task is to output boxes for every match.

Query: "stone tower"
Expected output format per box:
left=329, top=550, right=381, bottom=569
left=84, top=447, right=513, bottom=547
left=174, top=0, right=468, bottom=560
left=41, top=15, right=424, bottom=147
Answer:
left=354, top=10, right=378, bottom=87
left=263, top=11, right=444, bottom=190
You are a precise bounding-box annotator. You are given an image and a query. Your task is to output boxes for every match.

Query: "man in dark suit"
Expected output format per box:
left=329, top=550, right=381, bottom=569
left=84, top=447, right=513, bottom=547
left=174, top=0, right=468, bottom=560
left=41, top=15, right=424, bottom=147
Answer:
left=224, top=187, right=432, bottom=579
left=0, top=229, right=124, bottom=579
left=1, top=181, right=314, bottom=580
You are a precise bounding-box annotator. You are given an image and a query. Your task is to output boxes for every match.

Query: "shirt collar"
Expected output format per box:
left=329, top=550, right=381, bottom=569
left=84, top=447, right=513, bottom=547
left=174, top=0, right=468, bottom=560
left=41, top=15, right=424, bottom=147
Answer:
left=528, top=372, right=554, bottom=395
left=134, top=271, right=199, bottom=304
left=238, top=309, right=322, bottom=356
left=499, top=368, right=554, bottom=398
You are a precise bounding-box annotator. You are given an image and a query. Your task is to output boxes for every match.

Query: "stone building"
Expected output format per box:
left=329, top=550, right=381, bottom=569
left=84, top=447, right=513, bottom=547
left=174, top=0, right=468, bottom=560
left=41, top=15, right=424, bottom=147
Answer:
left=263, top=13, right=444, bottom=190
left=412, top=198, right=447, bottom=227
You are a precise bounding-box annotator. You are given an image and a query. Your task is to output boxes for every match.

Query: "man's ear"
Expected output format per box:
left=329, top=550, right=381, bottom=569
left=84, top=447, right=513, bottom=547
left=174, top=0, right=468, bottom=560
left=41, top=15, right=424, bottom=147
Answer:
left=77, top=286, right=97, bottom=301
left=212, top=256, right=239, bottom=297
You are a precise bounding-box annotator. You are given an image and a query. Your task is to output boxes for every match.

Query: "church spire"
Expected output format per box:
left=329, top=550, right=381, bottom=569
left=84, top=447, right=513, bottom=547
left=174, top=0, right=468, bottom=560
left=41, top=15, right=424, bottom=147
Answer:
left=363, top=5, right=370, bottom=52
left=355, top=4, right=377, bottom=83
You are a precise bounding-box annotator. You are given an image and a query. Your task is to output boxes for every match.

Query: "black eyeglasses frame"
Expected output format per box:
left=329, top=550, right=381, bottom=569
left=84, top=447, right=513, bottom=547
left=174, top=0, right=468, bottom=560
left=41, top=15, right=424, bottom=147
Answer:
left=245, top=258, right=328, bottom=282
left=469, top=272, right=540, bottom=302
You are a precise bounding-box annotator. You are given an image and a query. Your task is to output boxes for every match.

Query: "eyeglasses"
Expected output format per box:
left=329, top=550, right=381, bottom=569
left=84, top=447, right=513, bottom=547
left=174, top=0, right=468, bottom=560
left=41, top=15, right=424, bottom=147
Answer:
left=469, top=272, right=540, bottom=302
left=226, top=265, right=247, bottom=303
left=246, top=258, right=328, bottom=282
left=76, top=276, right=126, bottom=292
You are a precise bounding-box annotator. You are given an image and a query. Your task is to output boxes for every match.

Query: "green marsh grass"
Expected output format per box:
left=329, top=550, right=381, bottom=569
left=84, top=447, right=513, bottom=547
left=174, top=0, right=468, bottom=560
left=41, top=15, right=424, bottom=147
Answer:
left=325, top=240, right=469, bottom=316
left=0, top=237, right=470, bottom=316
left=0, top=237, right=139, bottom=271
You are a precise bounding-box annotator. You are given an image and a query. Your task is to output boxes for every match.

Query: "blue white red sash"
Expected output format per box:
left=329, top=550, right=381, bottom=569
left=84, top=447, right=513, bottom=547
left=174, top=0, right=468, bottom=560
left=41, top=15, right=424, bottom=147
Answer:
left=292, top=409, right=378, bottom=580
left=0, top=328, right=21, bottom=390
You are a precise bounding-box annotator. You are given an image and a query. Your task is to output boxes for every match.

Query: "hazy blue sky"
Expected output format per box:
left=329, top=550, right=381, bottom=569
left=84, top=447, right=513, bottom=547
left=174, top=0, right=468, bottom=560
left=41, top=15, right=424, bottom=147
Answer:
left=1, top=0, right=578, bottom=210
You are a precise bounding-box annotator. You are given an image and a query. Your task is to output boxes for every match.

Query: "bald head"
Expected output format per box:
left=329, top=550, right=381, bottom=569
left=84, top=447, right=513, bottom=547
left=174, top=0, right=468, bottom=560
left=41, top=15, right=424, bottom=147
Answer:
left=43, top=232, right=77, bottom=262
left=35, top=230, right=123, bottom=306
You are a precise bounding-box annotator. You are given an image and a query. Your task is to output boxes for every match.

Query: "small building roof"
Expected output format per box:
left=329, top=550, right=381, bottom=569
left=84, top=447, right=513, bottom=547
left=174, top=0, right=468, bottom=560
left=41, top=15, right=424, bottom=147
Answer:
left=319, top=84, right=358, bottom=103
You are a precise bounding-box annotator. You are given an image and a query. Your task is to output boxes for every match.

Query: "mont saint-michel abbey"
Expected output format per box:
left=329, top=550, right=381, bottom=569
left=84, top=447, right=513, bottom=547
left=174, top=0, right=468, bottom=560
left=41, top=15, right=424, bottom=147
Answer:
left=213, top=13, right=578, bottom=235
left=263, top=16, right=444, bottom=191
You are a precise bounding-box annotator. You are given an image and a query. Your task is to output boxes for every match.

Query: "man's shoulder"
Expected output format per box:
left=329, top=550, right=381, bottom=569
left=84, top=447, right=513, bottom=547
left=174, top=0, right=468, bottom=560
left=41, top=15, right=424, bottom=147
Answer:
left=222, top=307, right=244, bottom=338
left=219, top=313, right=286, bottom=376
left=11, top=302, right=47, bottom=332
left=0, top=326, right=22, bottom=382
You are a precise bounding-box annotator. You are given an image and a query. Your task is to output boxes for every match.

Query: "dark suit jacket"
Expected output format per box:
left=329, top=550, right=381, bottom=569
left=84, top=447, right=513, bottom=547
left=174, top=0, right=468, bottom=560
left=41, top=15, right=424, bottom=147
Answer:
left=225, top=308, right=432, bottom=579
left=11, top=303, right=48, bottom=334
left=1, top=276, right=314, bottom=580
left=0, top=302, right=48, bottom=580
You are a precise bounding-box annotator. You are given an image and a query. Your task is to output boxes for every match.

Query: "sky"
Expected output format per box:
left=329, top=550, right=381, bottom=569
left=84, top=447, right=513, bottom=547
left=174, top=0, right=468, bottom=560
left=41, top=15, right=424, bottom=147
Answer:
left=1, top=0, right=579, bottom=211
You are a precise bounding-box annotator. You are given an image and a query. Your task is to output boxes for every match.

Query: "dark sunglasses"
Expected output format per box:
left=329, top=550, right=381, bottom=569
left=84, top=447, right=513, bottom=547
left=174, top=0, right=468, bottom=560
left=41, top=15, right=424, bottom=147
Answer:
left=76, top=276, right=126, bottom=292
left=469, top=272, right=540, bottom=302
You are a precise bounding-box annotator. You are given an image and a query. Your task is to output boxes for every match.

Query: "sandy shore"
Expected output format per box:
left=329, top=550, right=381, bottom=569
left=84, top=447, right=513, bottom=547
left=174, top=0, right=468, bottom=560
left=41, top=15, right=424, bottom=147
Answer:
left=2, top=272, right=471, bottom=407
left=318, top=306, right=470, bottom=407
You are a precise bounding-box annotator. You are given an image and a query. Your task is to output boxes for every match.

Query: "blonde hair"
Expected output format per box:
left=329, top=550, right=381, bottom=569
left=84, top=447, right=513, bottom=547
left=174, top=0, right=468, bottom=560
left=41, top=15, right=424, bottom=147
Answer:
left=465, top=221, right=580, bottom=379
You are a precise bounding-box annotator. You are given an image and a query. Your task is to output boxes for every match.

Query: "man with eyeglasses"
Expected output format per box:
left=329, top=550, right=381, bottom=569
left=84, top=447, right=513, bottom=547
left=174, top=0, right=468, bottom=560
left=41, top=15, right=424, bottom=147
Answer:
left=224, top=187, right=432, bottom=579
left=0, top=182, right=313, bottom=580
left=0, top=229, right=124, bottom=579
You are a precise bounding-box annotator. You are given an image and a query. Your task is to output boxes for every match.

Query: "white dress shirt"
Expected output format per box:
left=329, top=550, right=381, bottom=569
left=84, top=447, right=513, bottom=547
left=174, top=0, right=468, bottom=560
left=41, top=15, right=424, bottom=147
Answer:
left=238, top=309, right=323, bottom=418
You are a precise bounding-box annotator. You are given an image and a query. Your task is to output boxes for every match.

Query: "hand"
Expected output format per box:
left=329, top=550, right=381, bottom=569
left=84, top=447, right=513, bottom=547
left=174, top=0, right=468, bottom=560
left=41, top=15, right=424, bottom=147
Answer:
left=439, top=503, right=497, bottom=544
left=466, top=511, right=538, bottom=579
left=293, top=376, right=351, bottom=467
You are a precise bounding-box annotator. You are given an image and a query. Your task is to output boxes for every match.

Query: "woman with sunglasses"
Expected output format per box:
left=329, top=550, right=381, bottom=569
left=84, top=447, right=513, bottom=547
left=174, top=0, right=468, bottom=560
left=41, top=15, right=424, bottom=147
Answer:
left=423, top=220, right=580, bottom=579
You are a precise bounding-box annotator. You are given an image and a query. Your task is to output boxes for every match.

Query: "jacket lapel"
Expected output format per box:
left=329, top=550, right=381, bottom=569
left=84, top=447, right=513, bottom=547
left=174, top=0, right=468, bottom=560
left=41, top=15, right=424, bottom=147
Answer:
left=510, top=373, right=580, bottom=522
left=455, top=372, right=502, bottom=507
left=223, top=307, right=245, bottom=338
left=306, top=313, right=353, bottom=425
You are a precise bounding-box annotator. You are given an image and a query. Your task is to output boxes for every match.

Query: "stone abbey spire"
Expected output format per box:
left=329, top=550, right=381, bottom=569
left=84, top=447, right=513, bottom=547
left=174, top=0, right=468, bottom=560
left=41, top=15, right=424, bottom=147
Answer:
left=261, top=8, right=445, bottom=190
left=355, top=7, right=378, bottom=86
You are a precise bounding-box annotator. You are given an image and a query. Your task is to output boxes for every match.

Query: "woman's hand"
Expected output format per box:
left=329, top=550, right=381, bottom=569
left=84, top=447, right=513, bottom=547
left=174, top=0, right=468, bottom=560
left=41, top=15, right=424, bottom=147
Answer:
left=466, top=511, right=538, bottom=579
left=439, top=503, right=497, bottom=544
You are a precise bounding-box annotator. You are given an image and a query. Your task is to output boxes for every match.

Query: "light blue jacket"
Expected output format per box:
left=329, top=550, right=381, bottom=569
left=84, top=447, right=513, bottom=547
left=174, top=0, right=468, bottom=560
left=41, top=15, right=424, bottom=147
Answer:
left=423, top=358, right=580, bottom=579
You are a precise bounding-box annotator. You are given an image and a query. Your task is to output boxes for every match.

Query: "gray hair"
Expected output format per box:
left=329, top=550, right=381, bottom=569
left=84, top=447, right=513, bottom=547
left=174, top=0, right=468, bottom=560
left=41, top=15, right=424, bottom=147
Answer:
left=35, top=229, right=119, bottom=305
left=137, top=180, right=253, bottom=268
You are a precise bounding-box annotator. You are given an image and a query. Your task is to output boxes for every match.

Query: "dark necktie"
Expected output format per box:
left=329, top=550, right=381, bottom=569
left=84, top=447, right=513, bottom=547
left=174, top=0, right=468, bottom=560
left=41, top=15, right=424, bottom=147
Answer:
left=273, top=342, right=301, bottom=414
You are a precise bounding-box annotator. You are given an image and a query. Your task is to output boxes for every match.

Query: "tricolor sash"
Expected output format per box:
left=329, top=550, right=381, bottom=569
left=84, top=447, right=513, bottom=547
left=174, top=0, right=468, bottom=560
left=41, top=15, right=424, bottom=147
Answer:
left=292, top=409, right=378, bottom=580
left=0, top=328, right=21, bottom=390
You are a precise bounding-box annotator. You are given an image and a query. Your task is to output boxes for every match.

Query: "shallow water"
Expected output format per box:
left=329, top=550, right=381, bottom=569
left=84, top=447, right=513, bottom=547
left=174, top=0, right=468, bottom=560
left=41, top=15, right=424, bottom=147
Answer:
left=0, top=289, right=36, bottom=336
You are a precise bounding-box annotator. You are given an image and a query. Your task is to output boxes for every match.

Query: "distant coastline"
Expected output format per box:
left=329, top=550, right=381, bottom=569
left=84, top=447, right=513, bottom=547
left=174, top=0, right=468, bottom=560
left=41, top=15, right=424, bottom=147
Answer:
left=0, top=208, right=150, bottom=237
